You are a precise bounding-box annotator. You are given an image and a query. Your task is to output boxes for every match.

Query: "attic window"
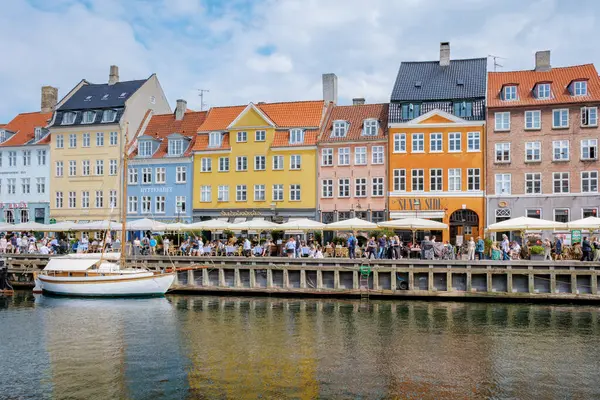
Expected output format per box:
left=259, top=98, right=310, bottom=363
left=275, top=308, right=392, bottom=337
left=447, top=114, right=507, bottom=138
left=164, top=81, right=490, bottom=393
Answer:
left=82, top=111, right=95, bottom=124
left=574, top=81, right=588, bottom=96
left=138, top=141, right=153, bottom=157
left=168, top=139, right=184, bottom=156
left=208, top=132, right=222, bottom=148
left=332, top=121, right=347, bottom=137
left=102, top=110, right=117, bottom=123
left=456, top=79, right=464, bottom=86
left=0, top=130, right=6, bottom=143
left=84, top=96, right=93, bottom=101
left=119, top=92, right=127, bottom=98
left=537, top=83, right=551, bottom=99
left=363, top=119, right=378, bottom=136
left=289, top=129, right=304, bottom=144
left=61, top=112, right=76, bottom=125
left=414, top=81, right=422, bottom=87
left=454, top=101, right=473, bottom=118
left=101, top=94, right=109, bottom=100
left=34, top=127, right=43, bottom=141
left=503, top=85, right=517, bottom=101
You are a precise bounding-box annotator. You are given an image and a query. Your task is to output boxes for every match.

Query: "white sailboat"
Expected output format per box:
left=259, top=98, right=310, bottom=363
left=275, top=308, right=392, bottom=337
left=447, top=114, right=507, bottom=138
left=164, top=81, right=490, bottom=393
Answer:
left=34, top=125, right=175, bottom=297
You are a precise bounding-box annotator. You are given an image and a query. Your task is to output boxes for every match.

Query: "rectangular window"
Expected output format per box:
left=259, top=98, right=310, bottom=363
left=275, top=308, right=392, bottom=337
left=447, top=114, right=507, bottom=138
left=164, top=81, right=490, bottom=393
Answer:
left=448, top=168, right=461, bottom=191
left=322, top=148, right=333, bottom=166
left=290, top=155, right=301, bottom=170
left=127, top=196, right=138, bottom=213
left=218, top=157, right=229, bottom=172
left=430, top=169, right=443, bottom=191
left=218, top=185, right=229, bottom=202
left=581, top=106, right=598, bottom=127
left=354, top=147, right=367, bottom=165
left=338, top=178, right=350, bottom=197
left=37, top=150, right=46, bottom=165
left=495, top=112, right=510, bottom=131
left=6, top=178, right=15, bottom=194
left=503, top=85, right=517, bottom=100
left=495, top=174, right=511, bottom=195
left=371, top=146, right=384, bottom=164
left=495, top=143, right=510, bottom=162
left=290, top=184, right=301, bottom=201
left=68, top=191, right=76, bottom=208
left=394, top=133, right=406, bottom=153
left=525, top=110, right=541, bottom=129
left=56, top=134, right=64, bottom=149
left=201, top=157, right=212, bottom=172
left=355, top=178, right=367, bottom=197
left=110, top=131, right=118, bottom=146
left=333, top=121, right=347, bottom=137
left=236, top=185, right=247, bottom=201
left=553, top=172, right=570, bottom=193
left=289, top=129, right=304, bottom=144
left=209, top=132, right=222, bottom=148
left=255, top=130, right=266, bottom=142
left=412, top=133, right=424, bottom=152
left=467, top=132, right=480, bottom=151
left=236, top=131, right=247, bottom=142
left=581, top=171, right=598, bottom=193
left=55, top=192, right=63, bottom=208
left=155, top=167, right=166, bottom=184
left=574, top=81, right=587, bottom=96
left=138, top=141, right=152, bottom=157
left=272, top=184, right=284, bottom=201
left=36, top=177, right=45, bottom=194
left=338, top=148, right=350, bottom=165
left=526, top=209, right=542, bottom=219
left=200, top=186, right=212, bottom=202
left=68, top=160, right=76, bottom=176
left=537, top=83, right=551, bottom=99
left=168, top=139, right=184, bottom=156
left=322, top=179, right=333, bottom=198
left=236, top=156, right=247, bottom=171
left=175, top=196, right=186, bottom=213
left=272, top=155, right=283, bottom=170
left=583, top=208, right=598, bottom=218
left=372, top=177, right=384, bottom=197
left=253, top=155, right=266, bottom=171
left=95, top=191, right=104, bottom=208
left=363, top=120, right=378, bottom=136
left=401, top=103, right=420, bottom=119
left=109, top=190, right=117, bottom=208
left=83, top=133, right=90, bottom=147
left=109, top=159, right=117, bottom=175
left=554, top=208, right=570, bottom=223
left=69, top=133, right=77, bottom=148
left=430, top=133, right=442, bottom=152
left=525, top=141, right=541, bottom=162
left=95, top=160, right=104, bottom=175
left=581, top=139, right=598, bottom=160
left=553, top=140, right=569, bottom=161
left=141, top=167, right=152, bottom=184
left=454, top=101, right=473, bottom=117
left=552, top=109, right=569, bottom=128
left=21, top=178, right=30, bottom=194
left=55, top=161, right=63, bottom=177
left=8, top=151, right=16, bottom=167
left=96, top=132, right=104, bottom=146
left=141, top=196, right=151, bottom=213
left=81, top=191, right=89, bottom=208
left=22, top=150, right=31, bottom=166
left=411, top=169, right=424, bottom=192
left=525, top=173, right=542, bottom=194
left=448, top=132, right=461, bottom=152
left=393, top=169, right=406, bottom=192
left=80, top=160, right=89, bottom=176
left=128, top=168, right=138, bottom=184
left=254, top=184, right=266, bottom=201
left=176, top=166, right=187, bottom=183
left=467, top=168, right=480, bottom=191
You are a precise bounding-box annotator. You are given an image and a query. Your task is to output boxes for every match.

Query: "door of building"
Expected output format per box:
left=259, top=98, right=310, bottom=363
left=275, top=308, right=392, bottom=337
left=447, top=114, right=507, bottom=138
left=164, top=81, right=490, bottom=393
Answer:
left=449, top=209, right=479, bottom=245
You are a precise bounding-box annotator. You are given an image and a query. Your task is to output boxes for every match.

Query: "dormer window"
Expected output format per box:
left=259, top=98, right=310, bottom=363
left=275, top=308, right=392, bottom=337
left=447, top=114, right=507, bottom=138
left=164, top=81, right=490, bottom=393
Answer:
left=574, top=81, right=588, bottom=96
left=536, top=83, right=551, bottom=99
left=61, top=112, right=76, bottom=125
left=289, top=129, right=304, bottom=144
left=0, top=130, right=6, bottom=143
left=503, top=85, right=517, bottom=101
left=208, top=132, right=222, bottom=148
left=363, top=119, right=378, bottom=136
left=34, top=127, right=43, bottom=142
left=82, top=111, right=95, bottom=124
left=101, top=94, right=109, bottom=100
left=102, top=110, right=117, bottom=123
left=332, top=121, right=347, bottom=137
left=168, top=139, right=184, bottom=156
left=454, top=101, right=473, bottom=118
left=138, top=141, right=153, bottom=157
left=401, top=103, right=420, bottom=120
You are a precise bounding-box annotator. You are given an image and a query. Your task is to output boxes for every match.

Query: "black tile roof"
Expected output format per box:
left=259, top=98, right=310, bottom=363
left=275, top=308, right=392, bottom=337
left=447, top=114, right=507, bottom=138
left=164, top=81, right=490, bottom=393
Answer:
left=49, top=108, right=125, bottom=128
left=58, top=79, right=147, bottom=111
left=390, top=58, right=487, bottom=102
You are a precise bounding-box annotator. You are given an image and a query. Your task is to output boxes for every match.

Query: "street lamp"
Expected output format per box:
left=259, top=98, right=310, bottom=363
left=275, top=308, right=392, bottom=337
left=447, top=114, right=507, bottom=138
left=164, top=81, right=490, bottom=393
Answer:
left=413, top=199, right=421, bottom=219
left=270, top=202, right=277, bottom=222
left=176, top=201, right=182, bottom=223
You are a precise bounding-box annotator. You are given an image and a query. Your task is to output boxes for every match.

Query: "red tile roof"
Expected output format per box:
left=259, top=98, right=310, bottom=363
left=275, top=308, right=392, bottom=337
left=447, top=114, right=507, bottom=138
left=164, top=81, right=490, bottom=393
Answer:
left=192, top=132, right=231, bottom=152
left=0, top=111, right=52, bottom=146
left=487, top=64, right=600, bottom=108
left=197, top=105, right=246, bottom=132
left=271, top=129, right=318, bottom=148
left=319, top=103, right=388, bottom=143
left=258, top=100, right=325, bottom=128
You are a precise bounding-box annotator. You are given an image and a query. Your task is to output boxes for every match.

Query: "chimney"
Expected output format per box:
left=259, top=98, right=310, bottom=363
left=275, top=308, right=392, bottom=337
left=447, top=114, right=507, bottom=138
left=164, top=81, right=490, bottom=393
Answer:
left=440, top=42, right=450, bottom=67
left=40, top=86, right=58, bottom=113
left=535, top=50, right=551, bottom=72
left=322, top=73, right=338, bottom=104
left=108, top=65, right=119, bottom=85
left=352, top=98, right=365, bottom=105
left=175, top=99, right=187, bottom=120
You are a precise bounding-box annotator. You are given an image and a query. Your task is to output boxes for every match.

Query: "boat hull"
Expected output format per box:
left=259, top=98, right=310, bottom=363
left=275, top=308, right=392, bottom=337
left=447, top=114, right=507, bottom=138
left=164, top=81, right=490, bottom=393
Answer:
left=36, top=273, right=175, bottom=297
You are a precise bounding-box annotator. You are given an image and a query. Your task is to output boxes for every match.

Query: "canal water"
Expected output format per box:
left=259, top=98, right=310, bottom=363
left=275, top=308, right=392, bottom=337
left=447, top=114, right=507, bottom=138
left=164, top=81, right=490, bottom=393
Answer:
left=1, top=293, right=599, bottom=400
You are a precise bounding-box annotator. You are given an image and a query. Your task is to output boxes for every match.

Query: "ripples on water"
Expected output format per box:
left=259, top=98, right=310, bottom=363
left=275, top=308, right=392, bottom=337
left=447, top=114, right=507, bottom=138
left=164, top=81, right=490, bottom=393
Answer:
left=1, top=292, right=599, bottom=400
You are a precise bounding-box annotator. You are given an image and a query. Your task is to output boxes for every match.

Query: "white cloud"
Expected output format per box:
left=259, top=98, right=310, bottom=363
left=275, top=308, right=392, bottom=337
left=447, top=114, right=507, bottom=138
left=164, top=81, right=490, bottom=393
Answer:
left=246, top=54, right=293, bottom=73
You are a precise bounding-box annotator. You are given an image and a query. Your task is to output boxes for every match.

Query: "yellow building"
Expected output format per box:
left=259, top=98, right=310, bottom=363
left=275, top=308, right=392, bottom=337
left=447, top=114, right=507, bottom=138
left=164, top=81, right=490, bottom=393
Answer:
left=192, top=101, right=330, bottom=221
left=48, top=66, right=170, bottom=222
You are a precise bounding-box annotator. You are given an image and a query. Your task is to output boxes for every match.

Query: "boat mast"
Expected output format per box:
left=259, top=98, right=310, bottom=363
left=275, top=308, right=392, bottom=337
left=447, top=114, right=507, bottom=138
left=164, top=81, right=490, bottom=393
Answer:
left=120, top=123, right=129, bottom=269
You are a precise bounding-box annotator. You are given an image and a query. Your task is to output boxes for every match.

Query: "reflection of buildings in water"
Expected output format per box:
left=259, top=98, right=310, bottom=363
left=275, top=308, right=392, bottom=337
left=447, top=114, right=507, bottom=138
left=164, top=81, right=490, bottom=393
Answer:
left=180, top=297, right=319, bottom=399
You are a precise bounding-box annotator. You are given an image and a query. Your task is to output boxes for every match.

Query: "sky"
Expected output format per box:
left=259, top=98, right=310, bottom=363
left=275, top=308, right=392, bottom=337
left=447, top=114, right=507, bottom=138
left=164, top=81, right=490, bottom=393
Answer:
left=1, top=0, right=599, bottom=121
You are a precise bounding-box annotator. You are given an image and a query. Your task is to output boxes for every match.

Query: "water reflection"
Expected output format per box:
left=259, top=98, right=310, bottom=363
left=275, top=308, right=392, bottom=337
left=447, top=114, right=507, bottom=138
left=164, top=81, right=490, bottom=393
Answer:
left=1, top=293, right=599, bottom=399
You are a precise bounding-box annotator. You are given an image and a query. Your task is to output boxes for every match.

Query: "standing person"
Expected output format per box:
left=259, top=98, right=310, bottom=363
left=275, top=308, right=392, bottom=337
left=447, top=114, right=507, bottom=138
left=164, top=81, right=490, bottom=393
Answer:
left=133, top=236, right=141, bottom=256
left=347, top=234, right=356, bottom=259
left=554, top=236, right=563, bottom=260
left=581, top=237, right=592, bottom=261
left=285, top=237, right=295, bottom=258
left=467, top=237, right=476, bottom=261
left=20, top=235, right=29, bottom=254
left=0, top=235, right=6, bottom=254
left=80, top=235, right=89, bottom=253
left=543, top=238, right=552, bottom=261
left=367, top=237, right=377, bottom=259
left=163, top=237, right=170, bottom=255
left=149, top=236, right=157, bottom=255
left=501, top=234, right=510, bottom=260
left=593, top=237, right=600, bottom=262
left=475, top=236, right=485, bottom=260
left=377, top=235, right=386, bottom=259
left=242, top=237, right=251, bottom=257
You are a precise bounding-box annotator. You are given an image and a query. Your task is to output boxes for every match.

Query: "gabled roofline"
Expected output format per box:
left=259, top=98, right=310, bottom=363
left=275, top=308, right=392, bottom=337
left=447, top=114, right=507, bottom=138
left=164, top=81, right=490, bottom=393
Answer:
left=227, top=102, right=276, bottom=129
left=406, top=109, right=467, bottom=124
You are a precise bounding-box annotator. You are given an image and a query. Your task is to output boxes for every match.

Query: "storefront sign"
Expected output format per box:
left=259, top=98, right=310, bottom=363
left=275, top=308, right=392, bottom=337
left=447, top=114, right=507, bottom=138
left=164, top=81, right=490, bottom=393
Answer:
left=571, top=230, right=582, bottom=244
left=393, top=198, right=442, bottom=211
left=498, top=201, right=509, bottom=208
left=0, top=201, right=27, bottom=209
left=220, top=210, right=263, bottom=217
left=140, top=187, right=173, bottom=193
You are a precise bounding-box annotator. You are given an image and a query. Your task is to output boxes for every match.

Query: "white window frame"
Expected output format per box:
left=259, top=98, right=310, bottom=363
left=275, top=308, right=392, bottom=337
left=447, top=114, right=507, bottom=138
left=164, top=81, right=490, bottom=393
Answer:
left=218, top=185, right=229, bottom=202
left=82, top=111, right=95, bottom=124
left=553, top=172, right=570, bottom=194
left=448, top=168, right=462, bottom=192
left=289, top=129, right=304, bottom=144
left=581, top=171, right=598, bottom=193
left=574, top=81, right=588, bottom=96
left=411, top=169, right=424, bottom=192
left=554, top=208, right=570, bottom=223
left=236, top=185, right=247, bottom=202
left=201, top=157, right=212, bottom=172
left=272, top=155, right=284, bottom=171
left=338, top=178, right=350, bottom=198
left=155, top=167, right=166, bottom=184
left=322, top=148, right=333, bottom=166
left=363, top=119, right=378, bottom=136
left=254, top=184, right=266, bottom=201
left=95, top=190, right=104, bottom=208
left=354, top=178, right=367, bottom=197
left=141, top=167, right=152, bottom=184
left=254, top=155, right=266, bottom=171
left=236, top=131, right=247, bottom=143
left=525, top=141, right=542, bottom=162
left=109, top=159, right=117, bottom=176
left=467, top=168, right=480, bottom=191
left=467, top=132, right=480, bottom=152
left=332, top=121, right=347, bottom=137
left=372, top=146, right=384, bottom=164
left=176, top=166, right=187, bottom=183
left=109, top=131, right=118, bottom=146
left=140, top=196, right=150, bottom=213
left=371, top=177, right=384, bottom=197
left=321, top=179, right=334, bottom=198
left=82, top=132, right=90, bottom=148
left=338, top=148, right=350, bottom=166
left=200, top=185, right=212, bottom=203
left=96, top=132, right=104, bottom=146
left=412, top=133, right=424, bottom=153
left=430, top=169, right=443, bottom=192
left=448, top=132, right=461, bottom=152
left=290, top=155, right=301, bottom=170
left=272, top=184, right=284, bottom=201
left=495, top=142, right=511, bottom=163
left=208, top=132, right=222, bottom=148
left=393, top=169, right=406, bottom=192
left=393, top=133, right=406, bottom=153
left=81, top=191, right=89, bottom=209
left=68, top=160, right=76, bottom=176
left=537, top=83, right=551, bottom=99
left=581, top=106, right=598, bottom=127
left=495, top=174, right=511, bottom=195
left=236, top=156, right=247, bottom=172
left=102, top=109, right=117, bottom=123
left=255, top=130, right=266, bottom=142
left=524, top=172, right=542, bottom=194
left=552, top=109, right=569, bottom=128
left=553, top=140, right=570, bottom=161
left=525, top=110, right=541, bottom=130
left=128, top=168, right=138, bottom=184
left=354, top=147, right=367, bottom=165
left=289, top=184, right=301, bottom=201
left=218, top=157, right=230, bottom=172
left=495, top=112, right=510, bottom=131
left=581, top=139, right=598, bottom=160
left=56, top=134, right=64, bottom=149
left=503, top=85, right=517, bottom=101
left=429, top=133, right=442, bottom=153
left=68, top=133, right=77, bottom=148
left=127, top=196, right=138, bottom=213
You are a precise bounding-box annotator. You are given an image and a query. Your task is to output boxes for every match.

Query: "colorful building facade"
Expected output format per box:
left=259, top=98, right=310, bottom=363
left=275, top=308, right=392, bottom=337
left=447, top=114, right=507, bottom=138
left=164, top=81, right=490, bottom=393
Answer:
left=48, top=66, right=170, bottom=223
left=486, top=51, right=600, bottom=232
left=127, top=100, right=206, bottom=223
left=317, top=101, right=388, bottom=223
left=388, top=43, right=487, bottom=243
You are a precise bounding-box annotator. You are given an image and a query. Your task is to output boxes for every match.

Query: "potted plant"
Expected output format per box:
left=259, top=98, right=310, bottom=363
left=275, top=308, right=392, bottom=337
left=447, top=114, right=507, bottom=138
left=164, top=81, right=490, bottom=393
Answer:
left=529, top=245, right=544, bottom=261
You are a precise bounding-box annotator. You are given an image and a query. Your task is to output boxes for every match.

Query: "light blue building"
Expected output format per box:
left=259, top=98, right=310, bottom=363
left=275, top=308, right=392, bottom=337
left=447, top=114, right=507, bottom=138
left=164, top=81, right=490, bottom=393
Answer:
left=127, top=100, right=206, bottom=224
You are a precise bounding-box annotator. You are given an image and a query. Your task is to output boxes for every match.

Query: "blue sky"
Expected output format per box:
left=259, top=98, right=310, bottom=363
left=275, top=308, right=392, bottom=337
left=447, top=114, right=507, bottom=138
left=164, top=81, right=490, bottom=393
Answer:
left=1, top=0, right=599, bottom=121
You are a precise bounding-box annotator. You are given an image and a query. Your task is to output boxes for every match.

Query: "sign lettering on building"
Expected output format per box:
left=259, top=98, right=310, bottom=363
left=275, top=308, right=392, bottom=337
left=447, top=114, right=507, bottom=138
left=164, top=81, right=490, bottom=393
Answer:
left=140, top=187, right=173, bottom=193
left=220, top=210, right=263, bottom=217
left=0, top=201, right=28, bottom=209
left=392, top=198, right=442, bottom=211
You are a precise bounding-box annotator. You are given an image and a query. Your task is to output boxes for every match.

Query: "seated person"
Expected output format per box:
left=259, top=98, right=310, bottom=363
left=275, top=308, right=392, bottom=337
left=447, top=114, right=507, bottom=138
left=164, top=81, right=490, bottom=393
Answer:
left=253, top=244, right=264, bottom=257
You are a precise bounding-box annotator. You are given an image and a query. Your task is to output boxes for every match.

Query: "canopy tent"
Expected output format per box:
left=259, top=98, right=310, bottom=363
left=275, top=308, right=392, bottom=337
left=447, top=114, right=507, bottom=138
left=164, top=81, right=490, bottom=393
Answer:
left=0, top=223, right=14, bottom=231
left=43, top=221, right=78, bottom=232
left=75, top=220, right=123, bottom=231
left=277, top=218, right=326, bottom=231
left=9, top=221, right=49, bottom=232
left=188, top=219, right=231, bottom=231
left=164, top=222, right=189, bottom=232
left=325, top=218, right=378, bottom=231
left=126, top=218, right=167, bottom=231
left=229, top=219, right=279, bottom=231
left=378, top=218, right=448, bottom=230
left=566, top=216, right=600, bottom=230
left=487, top=216, right=567, bottom=232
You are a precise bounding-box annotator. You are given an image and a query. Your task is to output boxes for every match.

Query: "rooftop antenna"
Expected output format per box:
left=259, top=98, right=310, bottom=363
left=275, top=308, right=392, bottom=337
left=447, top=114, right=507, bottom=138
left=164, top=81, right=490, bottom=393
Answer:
left=197, top=89, right=210, bottom=111
left=488, top=54, right=506, bottom=72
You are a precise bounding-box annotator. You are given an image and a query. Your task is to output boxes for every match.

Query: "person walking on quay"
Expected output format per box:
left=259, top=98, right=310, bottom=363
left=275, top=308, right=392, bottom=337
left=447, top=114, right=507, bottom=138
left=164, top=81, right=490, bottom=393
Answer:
left=467, top=237, right=476, bottom=260
left=347, top=234, right=356, bottom=259
left=543, top=238, right=552, bottom=261
left=581, top=237, right=592, bottom=261
left=501, top=234, right=510, bottom=261
left=475, top=236, right=485, bottom=260
left=554, top=236, right=563, bottom=260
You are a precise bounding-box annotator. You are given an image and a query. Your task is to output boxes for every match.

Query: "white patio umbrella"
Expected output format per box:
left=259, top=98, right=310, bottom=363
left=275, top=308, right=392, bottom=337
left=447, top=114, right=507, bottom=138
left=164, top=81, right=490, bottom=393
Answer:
left=487, top=216, right=567, bottom=232
left=164, top=222, right=189, bottom=232
left=0, top=223, right=14, bottom=231
left=325, top=218, right=378, bottom=231
left=10, top=221, right=49, bottom=231
left=378, top=218, right=448, bottom=230
left=566, top=216, right=600, bottom=230
left=126, top=218, right=167, bottom=231
left=277, top=218, right=326, bottom=231
left=76, top=220, right=123, bottom=231
left=229, top=219, right=279, bottom=231
left=42, top=221, right=77, bottom=232
left=188, top=219, right=231, bottom=231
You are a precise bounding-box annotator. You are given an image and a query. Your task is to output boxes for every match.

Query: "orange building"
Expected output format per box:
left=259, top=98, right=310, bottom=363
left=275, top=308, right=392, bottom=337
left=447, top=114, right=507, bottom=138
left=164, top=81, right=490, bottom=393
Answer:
left=387, top=43, right=487, bottom=244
